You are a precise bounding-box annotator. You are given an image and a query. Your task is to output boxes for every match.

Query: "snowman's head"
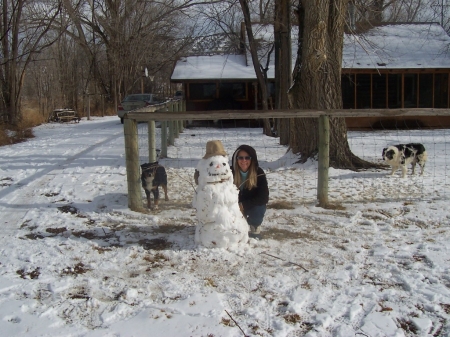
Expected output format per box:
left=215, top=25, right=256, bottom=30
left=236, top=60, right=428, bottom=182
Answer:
left=197, top=155, right=232, bottom=185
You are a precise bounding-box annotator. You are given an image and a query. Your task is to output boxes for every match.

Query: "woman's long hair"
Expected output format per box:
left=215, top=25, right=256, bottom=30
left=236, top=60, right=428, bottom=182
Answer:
left=233, top=153, right=257, bottom=190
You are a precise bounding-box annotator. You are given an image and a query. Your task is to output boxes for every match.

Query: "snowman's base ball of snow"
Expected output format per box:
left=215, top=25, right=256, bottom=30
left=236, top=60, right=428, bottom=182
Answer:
left=195, top=220, right=249, bottom=249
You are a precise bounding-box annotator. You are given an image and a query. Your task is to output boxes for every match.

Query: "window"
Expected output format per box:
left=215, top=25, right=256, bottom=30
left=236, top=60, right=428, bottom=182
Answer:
left=419, top=74, right=433, bottom=108
left=356, top=74, right=371, bottom=108
left=342, top=75, right=355, bottom=109
left=404, top=74, right=418, bottom=108
left=434, top=73, right=448, bottom=108
left=189, top=83, right=216, bottom=100
left=219, top=83, right=246, bottom=100
left=372, top=74, right=387, bottom=108
left=387, top=74, right=401, bottom=108
left=341, top=72, right=449, bottom=110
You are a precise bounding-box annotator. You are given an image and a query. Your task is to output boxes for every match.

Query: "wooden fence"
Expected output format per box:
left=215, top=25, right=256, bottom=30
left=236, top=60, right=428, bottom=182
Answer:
left=123, top=100, right=186, bottom=211
left=123, top=105, right=450, bottom=211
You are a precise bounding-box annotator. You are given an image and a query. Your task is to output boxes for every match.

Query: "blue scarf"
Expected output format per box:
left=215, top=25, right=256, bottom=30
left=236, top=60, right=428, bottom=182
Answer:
left=239, top=170, right=248, bottom=191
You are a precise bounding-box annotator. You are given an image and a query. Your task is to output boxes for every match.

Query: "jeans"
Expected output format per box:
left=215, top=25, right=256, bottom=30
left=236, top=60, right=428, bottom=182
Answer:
left=244, top=205, right=266, bottom=227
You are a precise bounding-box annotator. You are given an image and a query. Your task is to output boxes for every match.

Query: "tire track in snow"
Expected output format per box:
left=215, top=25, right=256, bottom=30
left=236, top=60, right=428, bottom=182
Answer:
left=0, top=130, right=123, bottom=233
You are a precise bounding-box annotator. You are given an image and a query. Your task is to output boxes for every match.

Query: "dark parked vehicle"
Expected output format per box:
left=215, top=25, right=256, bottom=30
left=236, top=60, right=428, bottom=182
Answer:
left=117, top=94, right=162, bottom=123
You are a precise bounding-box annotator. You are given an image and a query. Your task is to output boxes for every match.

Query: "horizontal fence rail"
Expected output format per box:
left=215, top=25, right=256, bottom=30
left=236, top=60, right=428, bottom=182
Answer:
left=126, top=108, right=450, bottom=122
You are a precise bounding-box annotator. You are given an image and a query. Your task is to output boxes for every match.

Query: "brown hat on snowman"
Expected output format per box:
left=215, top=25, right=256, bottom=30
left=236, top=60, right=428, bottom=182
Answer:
left=203, top=140, right=227, bottom=159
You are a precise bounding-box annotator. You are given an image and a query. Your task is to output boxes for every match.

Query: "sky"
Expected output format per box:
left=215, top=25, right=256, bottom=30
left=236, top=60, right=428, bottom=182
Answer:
left=0, top=116, right=449, bottom=336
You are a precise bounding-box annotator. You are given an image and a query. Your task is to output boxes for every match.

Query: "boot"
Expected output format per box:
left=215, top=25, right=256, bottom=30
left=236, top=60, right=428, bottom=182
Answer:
left=250, top=225, right=261, bottom=234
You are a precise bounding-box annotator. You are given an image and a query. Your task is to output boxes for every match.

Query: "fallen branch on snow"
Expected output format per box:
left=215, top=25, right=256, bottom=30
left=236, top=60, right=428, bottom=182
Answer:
left=260, top=251, right=309, bottom=272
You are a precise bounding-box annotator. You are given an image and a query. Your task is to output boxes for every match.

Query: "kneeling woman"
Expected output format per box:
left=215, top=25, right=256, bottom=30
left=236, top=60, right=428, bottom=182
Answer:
left=231, top=145, right=269, bottom=234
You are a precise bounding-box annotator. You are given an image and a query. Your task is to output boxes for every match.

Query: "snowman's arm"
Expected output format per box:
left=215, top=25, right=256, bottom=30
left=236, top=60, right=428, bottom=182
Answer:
left=194, top=170, right=199, bottom=185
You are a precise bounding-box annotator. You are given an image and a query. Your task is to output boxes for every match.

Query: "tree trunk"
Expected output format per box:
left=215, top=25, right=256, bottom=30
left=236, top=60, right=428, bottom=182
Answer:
left=274, top=0, right=291, bottom=145
left=1, top=0, right=22, bottom=125
left=289, top=0, right=379, bottom=170
left=239, top=0, right=271, bottom=136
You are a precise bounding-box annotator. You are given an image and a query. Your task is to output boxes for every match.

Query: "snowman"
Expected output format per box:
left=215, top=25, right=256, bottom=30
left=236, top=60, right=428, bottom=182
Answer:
left=193, top=140, right=249, bottom=249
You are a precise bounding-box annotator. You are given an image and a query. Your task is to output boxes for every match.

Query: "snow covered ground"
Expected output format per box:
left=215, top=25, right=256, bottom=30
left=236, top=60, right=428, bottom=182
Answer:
left=0, top=116, right=449, bottom=336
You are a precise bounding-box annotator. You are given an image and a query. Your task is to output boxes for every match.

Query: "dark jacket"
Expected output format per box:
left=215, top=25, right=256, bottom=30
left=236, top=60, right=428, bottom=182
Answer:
left=231, top=145, right=269, bottom=210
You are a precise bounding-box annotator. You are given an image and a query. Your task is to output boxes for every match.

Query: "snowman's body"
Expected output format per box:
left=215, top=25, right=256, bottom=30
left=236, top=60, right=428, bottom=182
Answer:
left=193, top=154, right=249, bottom=249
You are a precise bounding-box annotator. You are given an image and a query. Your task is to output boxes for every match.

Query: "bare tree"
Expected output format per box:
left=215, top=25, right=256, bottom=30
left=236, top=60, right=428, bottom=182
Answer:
left=239, top=0, right=273, bottom=135
left=350, top=0, right=433, bottom=29
left=23, top=36, right=81, bottom=118
left=288, top=0, right=377, bottom=169
left=57, top=0, right=214, bottom=113
left=383, top=0, right=423, bottom=22
left=351, top=0, right=392, bottom=23
left=194, top=1, right=245, bottom=54
left=417, top=0, right=450, bottom=32
left=0, top=0, right=61, bottom=125
left=258, top=0, right=275, bottom=22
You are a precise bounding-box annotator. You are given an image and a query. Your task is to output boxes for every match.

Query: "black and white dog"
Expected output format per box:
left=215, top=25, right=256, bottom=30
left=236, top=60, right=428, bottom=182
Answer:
left=382, top=143, right=427, bottom=178
left=140, top=162, right=169, bottom=209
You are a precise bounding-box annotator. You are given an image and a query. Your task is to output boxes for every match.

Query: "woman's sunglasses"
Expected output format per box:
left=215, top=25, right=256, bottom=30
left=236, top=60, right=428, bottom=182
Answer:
left=237, top=156, right=251, bottom=161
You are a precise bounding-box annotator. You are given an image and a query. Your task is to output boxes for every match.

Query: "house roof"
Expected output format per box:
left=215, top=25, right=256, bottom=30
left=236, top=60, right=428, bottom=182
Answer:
left=171, top=23, right=450, bottom=82
left=343, top=23, right=450, bottom=69
left=171, top=54, right=255, bottom=81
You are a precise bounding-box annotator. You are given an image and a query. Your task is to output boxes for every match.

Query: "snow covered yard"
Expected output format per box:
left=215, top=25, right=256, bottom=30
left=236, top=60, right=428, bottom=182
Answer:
left=0, top=117, right=449, bottom=336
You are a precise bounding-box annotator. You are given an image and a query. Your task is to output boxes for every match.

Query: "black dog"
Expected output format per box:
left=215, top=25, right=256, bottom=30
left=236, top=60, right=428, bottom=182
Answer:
left=140, top=162, right=169, bottom=209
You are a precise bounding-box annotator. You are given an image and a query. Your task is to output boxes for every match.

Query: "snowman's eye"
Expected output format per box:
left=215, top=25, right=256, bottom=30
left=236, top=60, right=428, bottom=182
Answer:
left=209, top=162, right=213, bottom=166
left=222, top=163, right=226, bottom=166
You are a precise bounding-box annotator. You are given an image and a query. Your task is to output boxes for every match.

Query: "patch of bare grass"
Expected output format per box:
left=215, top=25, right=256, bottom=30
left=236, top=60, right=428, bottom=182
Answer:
left=320, top=202, right=346, bottom=210
left=284, top=313, right=301, bottom=324
left=61, top=262, right=90, bottom=276
left=21, top=103, right=47, bottom=126
left=0, top=126, right=9, bottom=146
left=0, top=123, right=35, bottom=146
left=16, top=267, right=40, bottom=279
left=268, top=200, right=296, bottom=210
left=0, top=104, right=48, bottom=147
left=262, top=228, right=318, bottom=241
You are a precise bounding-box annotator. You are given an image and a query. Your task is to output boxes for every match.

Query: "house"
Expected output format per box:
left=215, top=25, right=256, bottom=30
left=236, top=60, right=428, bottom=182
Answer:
left=170, top=23, right=450, bottom=129
left=342, top=23, right=450, bottom=129
left=170, top=24, right=287, bottom=113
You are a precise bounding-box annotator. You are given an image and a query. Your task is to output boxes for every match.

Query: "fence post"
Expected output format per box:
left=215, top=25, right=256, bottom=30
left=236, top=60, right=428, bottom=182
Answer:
left=174, top=102, right=180, bottom=138
left=176, top=101, right=183, bottom=133
left=148, top=120, right=157, bottom=162
left=182, top=100, right=190, bottom=126
left=168, top=103, right=175, bottom=146
left=161, top=121, right=168, bottom=158
left=169, top=121, right=175, bottom=145
left=318, top=115, right=329, bottom=207
left=124, top=118, right=143, bottom=211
